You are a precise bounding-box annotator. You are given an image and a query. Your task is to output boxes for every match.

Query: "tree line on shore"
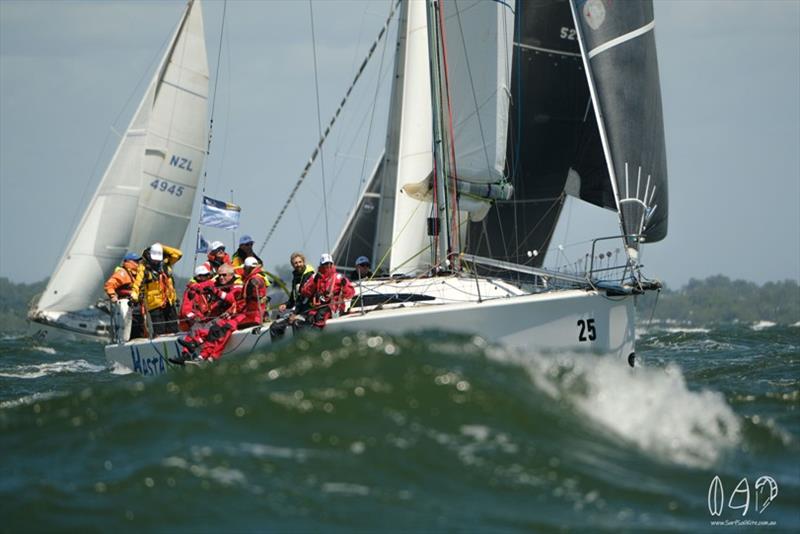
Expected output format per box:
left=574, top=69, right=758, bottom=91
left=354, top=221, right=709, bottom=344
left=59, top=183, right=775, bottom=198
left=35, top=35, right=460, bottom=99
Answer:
left=1, top=274, right=798, bottom=333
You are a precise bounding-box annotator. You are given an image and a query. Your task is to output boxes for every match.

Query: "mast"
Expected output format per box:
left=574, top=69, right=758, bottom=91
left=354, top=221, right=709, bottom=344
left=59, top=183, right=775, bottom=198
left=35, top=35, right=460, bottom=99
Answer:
left=425, top=0, right=455, bottom=270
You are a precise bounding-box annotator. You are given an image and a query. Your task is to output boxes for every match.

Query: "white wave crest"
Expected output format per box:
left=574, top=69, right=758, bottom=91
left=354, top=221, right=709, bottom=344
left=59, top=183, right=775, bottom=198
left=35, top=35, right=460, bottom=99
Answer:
left=0, top=359, right=106, bottom=379
left=751, top=320, right=776, bottom=331
left=109, top=361, right=134, bottom=375
left=503, top=351, right=741, bottom=468
left=0, top=391, right=62, bottom=409
left=32, top=345, right=57, bottom=355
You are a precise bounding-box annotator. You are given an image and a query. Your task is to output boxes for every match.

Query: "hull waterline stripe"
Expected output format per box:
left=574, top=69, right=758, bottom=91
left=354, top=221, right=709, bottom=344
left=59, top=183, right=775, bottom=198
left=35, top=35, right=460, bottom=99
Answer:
left=588, top=21, right=655, bottom=59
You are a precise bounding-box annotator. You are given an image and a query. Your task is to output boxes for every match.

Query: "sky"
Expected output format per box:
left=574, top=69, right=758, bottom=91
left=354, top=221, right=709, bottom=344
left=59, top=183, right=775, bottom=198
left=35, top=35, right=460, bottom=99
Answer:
left=0, top=0, right=798, bottom=289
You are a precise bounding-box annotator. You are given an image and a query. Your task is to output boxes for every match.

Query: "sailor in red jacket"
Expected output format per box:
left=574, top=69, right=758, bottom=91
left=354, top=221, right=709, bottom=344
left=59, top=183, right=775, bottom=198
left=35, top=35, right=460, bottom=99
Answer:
left=178, top=265, right=215, bottom=331
left=173, top=263, right=241, bottom=363
left=236, top=257, right=269, bottom=328
left=202, top=241, right=231, bottom=275
left=300, top=253, right=355, bottom=328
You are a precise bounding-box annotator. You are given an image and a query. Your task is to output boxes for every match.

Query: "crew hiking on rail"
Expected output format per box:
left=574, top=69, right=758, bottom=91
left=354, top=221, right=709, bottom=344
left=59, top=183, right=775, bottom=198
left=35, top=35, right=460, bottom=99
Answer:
left=104, top=236, right=357, bottom=362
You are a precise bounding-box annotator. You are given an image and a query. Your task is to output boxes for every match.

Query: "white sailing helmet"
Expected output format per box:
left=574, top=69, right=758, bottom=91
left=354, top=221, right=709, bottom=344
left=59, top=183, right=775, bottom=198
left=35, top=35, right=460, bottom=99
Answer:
left=319, top=253, right=334, bottom=266
left=194, top=265, right=211, bottom=277
left=150, top=243, right=164, bottom=262
left=210, top=240, right=225, bottom=252
left=244, top=257, right=259, bottom=268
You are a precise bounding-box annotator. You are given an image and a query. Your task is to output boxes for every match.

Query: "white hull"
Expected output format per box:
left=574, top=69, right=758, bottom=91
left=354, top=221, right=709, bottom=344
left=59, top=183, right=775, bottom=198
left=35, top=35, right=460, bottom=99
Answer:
left=28, top=323, right=108, bottom=344
left=104, top=286, right=636, bottom=376
left=29, top=308, right=110, bottom=343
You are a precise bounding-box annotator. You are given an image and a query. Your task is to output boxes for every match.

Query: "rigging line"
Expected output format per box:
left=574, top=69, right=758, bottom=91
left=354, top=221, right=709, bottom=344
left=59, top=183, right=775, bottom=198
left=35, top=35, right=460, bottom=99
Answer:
left=258, top=0, right=400, bottom=256
left=345, top=0, right=393, bottom=265
left=511, top=1, right=521, bottom=281
left=435, top=0, right=461, bottom=260
left=193, top=0, right=227, bottom=272
left=208, top=0, right=227, bottom=154
left=308, top=0, right=331, bottom=253
left=510, top=193, right=565, bottom=260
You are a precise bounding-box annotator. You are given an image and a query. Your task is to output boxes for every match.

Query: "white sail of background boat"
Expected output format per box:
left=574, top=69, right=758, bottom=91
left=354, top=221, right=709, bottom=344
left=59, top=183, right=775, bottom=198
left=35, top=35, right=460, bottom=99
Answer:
left=105, top=0, right=667, bottom=376
left=29, top=0, right=209, bottom=340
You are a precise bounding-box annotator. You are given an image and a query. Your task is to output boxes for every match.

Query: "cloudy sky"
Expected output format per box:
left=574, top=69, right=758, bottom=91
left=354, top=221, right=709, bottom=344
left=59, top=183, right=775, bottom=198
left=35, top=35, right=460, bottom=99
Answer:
left=1, top=0, right=798, bottom=288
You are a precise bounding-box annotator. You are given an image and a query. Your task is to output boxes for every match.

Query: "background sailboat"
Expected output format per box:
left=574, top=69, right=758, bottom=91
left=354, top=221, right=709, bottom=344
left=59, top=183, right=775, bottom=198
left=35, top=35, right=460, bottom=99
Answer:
left=29, top=0, right=209, bottom=340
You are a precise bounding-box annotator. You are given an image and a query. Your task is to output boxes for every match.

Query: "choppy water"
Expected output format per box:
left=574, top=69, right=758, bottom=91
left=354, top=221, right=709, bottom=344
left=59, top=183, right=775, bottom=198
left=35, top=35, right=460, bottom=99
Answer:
left=0, top=325, right=798, bottom=532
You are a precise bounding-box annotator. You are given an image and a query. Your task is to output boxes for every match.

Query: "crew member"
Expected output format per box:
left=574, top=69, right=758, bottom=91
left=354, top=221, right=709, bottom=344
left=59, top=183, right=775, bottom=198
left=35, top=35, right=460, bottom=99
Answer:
left=104, top=251, right=145, bottom=339
left=236, top=257, right=269, bottom=328
left=270, top=251, right=316, bottom=339
left=178, top=265, right=214, bottom=331
left=231, top=234, right=263, bottom=269
left=202, top=241, right=230, bottom=274
left=352, top=256, right=373, bottom=281
left=279, top=252, right=315, bottom=315
left=130, top=242, right=182, bottom=337
left=172, top=263, right=242, bottom=363
left=300, top=253, right=355, bottom=328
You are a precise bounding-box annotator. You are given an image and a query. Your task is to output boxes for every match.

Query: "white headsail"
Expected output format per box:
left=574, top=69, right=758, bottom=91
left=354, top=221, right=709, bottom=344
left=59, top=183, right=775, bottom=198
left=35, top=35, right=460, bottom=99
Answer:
left=332, top=0, right=434, bottom=276
left=378, top=0, right=434, bottom=275
left=34, top=0, right=208, bottom=318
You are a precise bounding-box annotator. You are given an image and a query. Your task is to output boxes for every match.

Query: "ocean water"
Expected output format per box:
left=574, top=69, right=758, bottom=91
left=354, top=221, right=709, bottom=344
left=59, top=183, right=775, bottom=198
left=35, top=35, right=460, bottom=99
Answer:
left=0, top=325, right=797, bottom=532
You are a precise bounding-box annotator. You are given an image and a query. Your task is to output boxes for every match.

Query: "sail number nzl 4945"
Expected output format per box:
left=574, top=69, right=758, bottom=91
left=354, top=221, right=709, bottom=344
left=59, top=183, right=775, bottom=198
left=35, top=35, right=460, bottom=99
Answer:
left=149, top=179, right=184, bottom=197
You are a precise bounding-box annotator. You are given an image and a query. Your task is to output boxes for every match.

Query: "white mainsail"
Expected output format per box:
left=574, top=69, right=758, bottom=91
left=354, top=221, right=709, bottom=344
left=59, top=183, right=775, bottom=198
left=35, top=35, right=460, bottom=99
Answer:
left=34, top=1, right=208, bottom=317
left=375, top=0, right=434, bottom=275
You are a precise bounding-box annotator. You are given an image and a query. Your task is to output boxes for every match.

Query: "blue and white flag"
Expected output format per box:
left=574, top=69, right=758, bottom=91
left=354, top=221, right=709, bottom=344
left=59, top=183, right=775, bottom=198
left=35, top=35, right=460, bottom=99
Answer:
left=196, top=232, right=209, bottom=254
left=199, top=196, right=241, bottom=230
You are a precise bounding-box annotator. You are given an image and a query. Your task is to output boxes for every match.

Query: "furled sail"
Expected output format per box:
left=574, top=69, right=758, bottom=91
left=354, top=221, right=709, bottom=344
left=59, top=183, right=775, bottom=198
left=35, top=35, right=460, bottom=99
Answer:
left=467, top=0, right=611, bottom=268
left=34, top=1, right=208, bottom=316
left=570, top=0, right=668, bottom=245
left=440, top=0, right=515, bottom=187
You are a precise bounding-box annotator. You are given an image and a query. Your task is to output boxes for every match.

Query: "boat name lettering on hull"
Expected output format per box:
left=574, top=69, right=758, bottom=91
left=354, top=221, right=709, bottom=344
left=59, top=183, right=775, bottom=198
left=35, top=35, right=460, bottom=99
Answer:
left=130, top=345, right=166, bottom=376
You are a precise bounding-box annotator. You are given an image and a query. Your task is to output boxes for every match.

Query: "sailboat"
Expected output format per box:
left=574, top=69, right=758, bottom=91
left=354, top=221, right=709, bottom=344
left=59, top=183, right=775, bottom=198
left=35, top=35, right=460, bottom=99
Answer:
left=104, top=0, right=667, bottom=376
left=28, top=0, right=209, bottom=341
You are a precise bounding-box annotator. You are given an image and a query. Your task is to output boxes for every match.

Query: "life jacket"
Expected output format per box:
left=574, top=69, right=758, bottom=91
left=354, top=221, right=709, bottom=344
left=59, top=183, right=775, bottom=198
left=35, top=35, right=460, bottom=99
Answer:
left=237, top=267, right=268, bottom=326
left=300, top=264, right=355, bottom=327
left=232, top=256, right=272, bottom=289
left=288, top=264, right=315, bottom=311
left=104, top=260, right=138, bottom=299
left=205, top=275, right=242, bottom=319
left=231, top=249, right=263, bottom=268
left=179, top=278, right=215, bottom=331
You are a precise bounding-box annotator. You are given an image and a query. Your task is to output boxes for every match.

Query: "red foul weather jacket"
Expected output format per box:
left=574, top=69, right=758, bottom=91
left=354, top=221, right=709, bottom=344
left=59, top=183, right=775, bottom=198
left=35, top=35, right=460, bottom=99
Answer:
left=300, top=264, right=355, bottom=327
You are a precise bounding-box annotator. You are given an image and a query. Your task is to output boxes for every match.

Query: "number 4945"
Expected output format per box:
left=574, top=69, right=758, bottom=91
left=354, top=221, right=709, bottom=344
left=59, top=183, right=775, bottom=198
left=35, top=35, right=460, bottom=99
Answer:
left=150, top=179, right=184, bottom=197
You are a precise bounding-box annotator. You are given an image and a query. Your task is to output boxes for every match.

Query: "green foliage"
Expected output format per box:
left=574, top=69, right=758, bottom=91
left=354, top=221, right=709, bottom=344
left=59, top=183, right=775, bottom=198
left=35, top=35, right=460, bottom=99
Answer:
left=637, top=276, right=799, bottom=325
left=0, top=277, right=48, bottom=332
